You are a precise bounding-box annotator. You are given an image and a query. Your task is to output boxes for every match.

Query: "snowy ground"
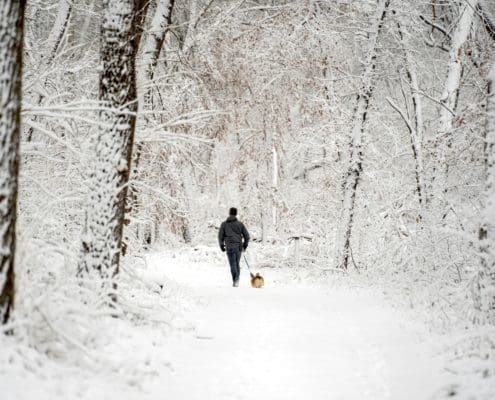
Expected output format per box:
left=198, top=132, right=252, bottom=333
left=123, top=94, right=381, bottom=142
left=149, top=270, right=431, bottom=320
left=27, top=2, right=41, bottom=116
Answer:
left=1, top=246, right=455, bottom=399
left=142, top=248, right=449, bottom=400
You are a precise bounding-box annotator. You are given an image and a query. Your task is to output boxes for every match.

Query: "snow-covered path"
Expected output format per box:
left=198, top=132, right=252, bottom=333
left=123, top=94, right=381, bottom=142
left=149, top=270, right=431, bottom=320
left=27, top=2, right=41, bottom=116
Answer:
left=144, top=249, right=447, bottom=400
left=1, top=248, right=449, bottom=400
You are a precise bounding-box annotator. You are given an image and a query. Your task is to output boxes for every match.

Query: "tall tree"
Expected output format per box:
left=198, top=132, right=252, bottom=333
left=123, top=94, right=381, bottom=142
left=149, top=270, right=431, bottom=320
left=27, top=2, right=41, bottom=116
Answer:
left=335, top=0, right=390, bottom=270
left=140, top=0, right=175, bottom=107
left=436, top=0, right=477, bottom=208
left=388, top=11, right=426, bottom=210
left=26, top=0, right=72, bottom=141
left=0, top=0, right=25, bottom=324
left=131, top=0, right=176, bottom=247
left=439, top=1, right=477, bottom=136
left=78, top=0, right=148, bottom=285
left=478, top=62, right=495, bottom=325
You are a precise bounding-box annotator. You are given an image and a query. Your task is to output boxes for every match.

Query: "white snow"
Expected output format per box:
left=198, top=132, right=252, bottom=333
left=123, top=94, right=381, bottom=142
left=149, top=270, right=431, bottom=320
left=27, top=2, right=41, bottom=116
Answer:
left=1, top=247, right=450, bottom=399
left=142, top=249, right=448, bottom=400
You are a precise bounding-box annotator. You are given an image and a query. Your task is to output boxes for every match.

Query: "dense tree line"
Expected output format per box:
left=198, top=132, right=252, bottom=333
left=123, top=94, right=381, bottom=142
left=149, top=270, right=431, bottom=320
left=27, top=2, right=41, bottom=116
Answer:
left=0, top=0, right=494, bottom=378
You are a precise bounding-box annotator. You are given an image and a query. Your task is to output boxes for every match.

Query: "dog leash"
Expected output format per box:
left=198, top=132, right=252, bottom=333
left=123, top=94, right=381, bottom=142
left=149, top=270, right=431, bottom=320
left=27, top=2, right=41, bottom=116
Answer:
left=243, top=254, right=254, bottom=277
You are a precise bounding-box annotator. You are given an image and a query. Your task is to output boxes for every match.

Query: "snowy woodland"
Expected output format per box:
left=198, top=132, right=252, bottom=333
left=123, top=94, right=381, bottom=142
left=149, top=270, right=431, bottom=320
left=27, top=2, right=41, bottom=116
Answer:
left=1, top=0, right=495, bottom=399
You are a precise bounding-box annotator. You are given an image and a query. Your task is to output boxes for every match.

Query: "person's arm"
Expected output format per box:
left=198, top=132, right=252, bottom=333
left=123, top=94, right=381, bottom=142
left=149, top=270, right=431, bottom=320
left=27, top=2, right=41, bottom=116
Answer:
left=242, top=224, right=250, bottom=250
left=218, top=223, right=226, bottom=251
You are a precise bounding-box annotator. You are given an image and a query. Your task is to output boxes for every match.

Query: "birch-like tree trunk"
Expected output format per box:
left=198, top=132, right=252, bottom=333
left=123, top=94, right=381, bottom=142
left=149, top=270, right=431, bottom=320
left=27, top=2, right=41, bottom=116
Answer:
left=438, top=1, right=477, bottom=154
left=0, top=0, right=24, bottom=324
left=78, top=0, right=146, bottom=283
left=27, top=0, right=71, bottom=141
left=140, top=0, right=175, bottom=108
left=134, top=0, right=187, bottom=245
left=479, top=63, right=495, bottom=325
left=431, top=1, right=477, bottom=219
left=390, top=14, right=426, bottom=209
left=43, top=0, right=71, bottom=66
left=405, top=58, right=425, bottom=208
left=336, top=0, right=390, bottom=270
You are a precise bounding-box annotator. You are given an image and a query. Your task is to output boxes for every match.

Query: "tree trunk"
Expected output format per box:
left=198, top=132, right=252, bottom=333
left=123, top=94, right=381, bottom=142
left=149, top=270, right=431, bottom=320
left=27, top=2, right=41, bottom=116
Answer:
left=477, top=1, right=495, bottom=41
left=27, top=0, right=71, bottom=142
left=78, top=0, right=146, bottom=284
left=0, top=0, right=24, bottom=324
left=478, top=62, right=495, bottom=325
left=336, top=0, right=390, bottom=270
left=43, top=0, right=72, bottom=66
left=272, top=146, right=278, bottom=228
left=140, top=0, right=175, bottom=108
left=132, top=0, right=176, bottom=246
left=439, top=2, right=476, bottom=134
left=429, top=1, right=477, bottom=221
left=437, top=1, right=477, bottom=182
left=393, top=14, right=426, bottom=209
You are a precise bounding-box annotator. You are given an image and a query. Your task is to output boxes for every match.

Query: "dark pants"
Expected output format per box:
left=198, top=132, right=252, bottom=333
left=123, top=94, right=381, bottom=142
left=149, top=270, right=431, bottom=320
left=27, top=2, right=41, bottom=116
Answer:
left=227, top=248, right=241, bottom=283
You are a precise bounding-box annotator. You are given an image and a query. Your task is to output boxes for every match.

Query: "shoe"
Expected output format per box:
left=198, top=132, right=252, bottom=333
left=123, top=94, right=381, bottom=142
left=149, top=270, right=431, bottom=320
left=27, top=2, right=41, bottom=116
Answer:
left=233, top=280, right=239, bottom=287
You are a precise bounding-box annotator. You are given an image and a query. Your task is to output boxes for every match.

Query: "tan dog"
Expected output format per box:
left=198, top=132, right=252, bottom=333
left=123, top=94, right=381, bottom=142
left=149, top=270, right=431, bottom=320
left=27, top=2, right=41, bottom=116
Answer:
left=250, top=272, right=264, bottom=288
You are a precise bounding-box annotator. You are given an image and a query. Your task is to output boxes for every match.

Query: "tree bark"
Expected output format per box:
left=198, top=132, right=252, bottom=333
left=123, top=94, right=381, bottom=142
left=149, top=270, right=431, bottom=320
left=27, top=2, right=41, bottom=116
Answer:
left=336, top=0, right=390, bottom=270
left=478, top=62, right=495, bottom=325
left=78, top=0, right=147, bottom=284
left=0, top=0, right=24, bottom=324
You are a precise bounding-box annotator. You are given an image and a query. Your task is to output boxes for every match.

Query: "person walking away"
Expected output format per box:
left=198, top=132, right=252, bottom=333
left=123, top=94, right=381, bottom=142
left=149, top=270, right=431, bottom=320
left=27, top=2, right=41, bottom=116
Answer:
left=218, top=207, right=250, bottom=287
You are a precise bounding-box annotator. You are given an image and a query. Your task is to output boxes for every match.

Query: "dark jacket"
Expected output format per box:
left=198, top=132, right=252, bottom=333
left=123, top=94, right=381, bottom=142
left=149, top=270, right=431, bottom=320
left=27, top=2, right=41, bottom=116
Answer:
left=218, top=216, right=250, bottom=251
